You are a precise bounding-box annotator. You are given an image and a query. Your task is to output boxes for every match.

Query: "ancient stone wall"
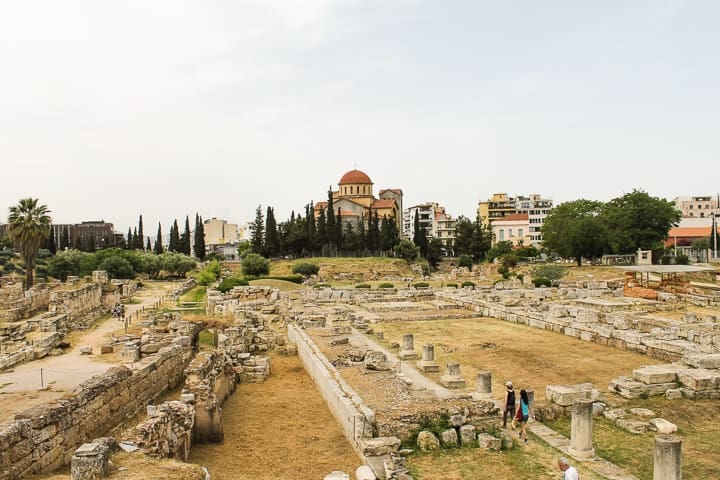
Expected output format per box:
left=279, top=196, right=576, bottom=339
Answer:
left=48, top=282, right=104, bottom=321
left=288, top=324, right=375, bottom=460
left=0, top=282, right=52, bottom=322
left=124, top=400, right=196, bottom=461
left=0, top=345, right=192, bottom=479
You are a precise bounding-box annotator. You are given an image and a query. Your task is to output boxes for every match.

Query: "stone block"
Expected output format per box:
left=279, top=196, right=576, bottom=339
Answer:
left=417, top=431, right=440, bottom=451
left=632, top=364, right=683, bottom=385
left=650, top=418, right=677, bottom=434
left=546, top=384, right=598, bottom=406
left=682, top=354, right=720, bottom=369
left=324, top=472, right=350, bottom=480
left=616, top=419, right=653, bottom=434
left=459, top=425, right=476, bottom=445
left=449, top=414, right=466, bottom=427
left=440, top=428, right=458, bottom=447
left=361, top=437, right=400, bottom=456
left=79, top=345, right=92, bottom=355
left=678, top=368, right=720, bottom=391
left=629, top=408, right=655, bottom=417
left=477, top=433, right=501, bottom=451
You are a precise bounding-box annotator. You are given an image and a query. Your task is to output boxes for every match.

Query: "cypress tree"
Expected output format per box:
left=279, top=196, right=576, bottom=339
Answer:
left=60, top=226, right=70, bottom=250
left=194, top=213, right=206, bottom=260
left=326, top=188, right=335, bottom=245
left=317, top=208, right=327, bottom=245
left=265, top=206, right=279, bottom=258
left=181, top=215, right=191, bottom=255
left=127, top=227, right=133, bottom=250
left=133, top=227, right=138, bottom=250
left=413, top=210, right=428, bottom=258
left=251, top=205, right=265, bottom=255
left=169, top=219, right=180, bottom=252
left=336, top=207, right=343, bottom=246
left=154, top=223, right=164, bottom=254
left=146, top=237, right=151, bottom=251
left=137, top=215, right=144, bottom=251
left=47, top=226, right=57, bottom=254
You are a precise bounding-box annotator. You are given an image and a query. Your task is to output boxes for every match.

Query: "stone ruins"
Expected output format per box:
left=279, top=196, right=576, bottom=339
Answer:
left=1, top=266, right=718, bottom=479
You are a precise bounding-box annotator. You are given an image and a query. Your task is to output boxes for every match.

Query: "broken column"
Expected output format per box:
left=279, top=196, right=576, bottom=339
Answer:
left=398, top=334, right=418, bottom=360
left=417, top=343, right=440, bottom=372
left=440, top=362, right=466, bottom=389
left=653, top=435, right=682, bottom=480
left=474, top=371, right=492, bottom=399
left=569, top=399, right=595, bottom=459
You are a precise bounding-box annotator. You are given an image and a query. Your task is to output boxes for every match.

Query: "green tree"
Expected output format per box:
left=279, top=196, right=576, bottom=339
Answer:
left=242, top=253, right=270, bottom=276
left=251, top=205, right=265, bottom=255
left=486, top=240, right=514, bottom=263
left=265, top=206, right=280, bottom=257
left=602, top=189, right=681, bottom=254
left=194, top=213, right=206, bottom=260
left=126, top=227, right=133, bottom=250
left=47, top=250, right=86, bottom=281
left=394, top=239, right=418, bottom=262
left=457, top=253, right=473, bottom=271
left=60, top=225, right=70, bottom=250
left=98, top=255, right=135, bottom=279
left=154, top=223, right=164, bottom=254
left=7, top=198, right=52, bottom=289
left=453, top=216, right=474, bottom=257
left=470, top=216, right=493, bottom=261
left=542, top=199, right=608, bottom=266
left=326, top=189, right=337, bottom=245
left=343, top=222, right=363, bottom=253
left=140, top=252, right=162, bottom=279
left=528, top=264, right=568, bottom=282
left=380, top=215, right=400, bottom=254
left=426, top=237, right=444, bottom=268
left=181, top=215, right=191, bottom=255
left=237, top=240, right=252, bottom=259
left=412, top=210, right=429, bottom=258
left=145, top=237, right=151, bottom=251
left=169, top=219, right=180, bottom=252
left=137, top=214, right=144, bottom=250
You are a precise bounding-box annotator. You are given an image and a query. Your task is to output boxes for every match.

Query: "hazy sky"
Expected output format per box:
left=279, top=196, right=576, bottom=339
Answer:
left=1, top=0, right=718, bottom=236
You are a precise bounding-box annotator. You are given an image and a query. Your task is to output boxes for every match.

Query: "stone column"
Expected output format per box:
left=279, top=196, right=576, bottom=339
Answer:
left=399, top=334, right=418, bottom=360
left=653, top=435, right=682, bottom=480
left=569, top=399, right=595, bottom=459
left=474, top=371, right=492, bottom=399
left=440, top=362, right=466, bottom=389
left=417, top=344, right=439, bottom=372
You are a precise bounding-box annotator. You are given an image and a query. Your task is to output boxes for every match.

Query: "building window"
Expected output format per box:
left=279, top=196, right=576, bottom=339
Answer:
left=509, top=228, right=513, bottom=238
left=499, top=229, right=505, bottom=241
left=519, top=228, right=524, bottom=238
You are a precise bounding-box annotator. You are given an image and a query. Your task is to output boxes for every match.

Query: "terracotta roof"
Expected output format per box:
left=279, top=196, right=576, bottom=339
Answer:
left=339, top=169, right=373, bottom=185
left=371, top=199, right=396, bottom=208
left=494, top=213, right=529, bottom=222
left=668, top=226, right=715, bottom=237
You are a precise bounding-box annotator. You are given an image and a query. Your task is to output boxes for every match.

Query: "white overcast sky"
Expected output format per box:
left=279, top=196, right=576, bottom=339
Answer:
left=1, top=0, right=718, bottom=236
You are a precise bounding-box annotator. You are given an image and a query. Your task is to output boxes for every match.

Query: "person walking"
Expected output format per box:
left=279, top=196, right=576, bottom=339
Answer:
left=503, top=381, right=516, bottom=428
left=512, top=389, right=530, bottom=444
left=558, top=457, right=579, bottom=480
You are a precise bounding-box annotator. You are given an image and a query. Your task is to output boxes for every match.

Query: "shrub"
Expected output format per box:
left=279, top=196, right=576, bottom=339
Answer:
left=378, top=282, right=394, bottom=289
left=292, top=262, right=320, bottom=276
left=413, top=281, right=429, bottom=288
left=313, top=283, right=331, bottom=289
left=445, top=282, right=458, bottom=288
left=660, top=255, right=673, bottom=265
left=533, top=277, right=552, bottom=287
left=675, top=254, right=689, bottom=265
left=242, top=253, right=270, bottom=276
left=196, top=259, right=222, bottom=286
left=217, top=277, right=249, bottom=293
left=457, top=254, right=473, bottom=271
left=394, top=239, right=418, bottom=262
left=528, top=264, right=568, bottom=282
left=355, top=283, right=371, bottom=289
left=461, top=281, right=476, bottom=288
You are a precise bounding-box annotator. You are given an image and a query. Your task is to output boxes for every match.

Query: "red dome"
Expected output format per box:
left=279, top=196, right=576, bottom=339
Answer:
left=339, top=169, right=373, bottom=185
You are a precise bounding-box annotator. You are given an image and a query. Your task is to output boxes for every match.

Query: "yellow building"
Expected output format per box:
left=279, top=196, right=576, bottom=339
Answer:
left=315, top=169, right=403, bottom=231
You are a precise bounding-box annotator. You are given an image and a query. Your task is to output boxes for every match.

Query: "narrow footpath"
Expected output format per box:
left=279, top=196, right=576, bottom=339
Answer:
left=189, top=354, right=361, bottom=480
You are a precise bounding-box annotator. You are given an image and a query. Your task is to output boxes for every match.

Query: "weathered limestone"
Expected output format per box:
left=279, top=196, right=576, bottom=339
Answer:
left=324, top=471, right=350, bottom=480
left=474, top=371, right=492, bottom=399
left=459, top=424, right=476, bottom=445
left=70, top=438, right=116, bottom=480
left=398, top=334, right=418, bottom=360
left=653, top=435, right=682, bottom=480
left=440, top=362, right=466, bottom=389
left=417, top=431, right=440, bottom=451
left=569, top=400, right=595, bottom=459
left=633, top=364, right=684, bottom=384
left=546, top=383, right=600, bottom=406
left=650, top=418, right=678, bottom=434
left=417, top=343, right=440, bottom=372
left=356, top=465, right=377, bottom=480
left=477, top=433, right=502, bottom=451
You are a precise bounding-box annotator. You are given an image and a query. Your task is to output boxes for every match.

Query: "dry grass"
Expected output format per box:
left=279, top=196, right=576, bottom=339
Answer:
left=374, top=317, right=659, bottom=399
left=269, top=257, right=414, bottom=278
left=248, top=278, right=304, bottom=291
left=545, top=396, right=720, bottom=480
left=189, top=354, right=360, bottom=479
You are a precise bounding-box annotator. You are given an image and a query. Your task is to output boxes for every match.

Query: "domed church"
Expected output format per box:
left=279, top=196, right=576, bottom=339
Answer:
left=314, top=169, right=403, bottom=231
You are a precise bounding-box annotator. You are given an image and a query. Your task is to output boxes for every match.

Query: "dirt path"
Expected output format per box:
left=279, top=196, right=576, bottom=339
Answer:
left=0, top=282, right=173, bottom=423
left=189, top=354, right=361, bottom=480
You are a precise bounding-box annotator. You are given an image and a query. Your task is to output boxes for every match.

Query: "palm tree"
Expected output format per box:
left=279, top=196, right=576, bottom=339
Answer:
left=7, top=198, right=52, bottom=289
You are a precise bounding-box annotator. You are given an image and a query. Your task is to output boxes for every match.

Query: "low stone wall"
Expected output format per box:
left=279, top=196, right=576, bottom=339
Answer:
left=123, top=400, right=196, bottom=461
left=0, top=345, right=192, bottom=479
left=0, top=283, right=52, bottom=322
left=288, top=324, right=375, bottom=459
left=48, top=282, right=104, bottom=321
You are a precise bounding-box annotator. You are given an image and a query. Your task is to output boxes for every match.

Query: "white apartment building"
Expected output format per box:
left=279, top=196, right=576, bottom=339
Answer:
left=203, top=218, right=240, bottom=245
left=478, top=193, right=553, bottom=245
left=674, top=195, right=720, bottom=218
left=403, top=203, right=457, bottom=254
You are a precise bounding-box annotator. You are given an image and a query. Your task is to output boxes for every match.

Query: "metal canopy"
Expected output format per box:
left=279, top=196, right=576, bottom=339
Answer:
left=616, top=265, right=714, bottom=274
